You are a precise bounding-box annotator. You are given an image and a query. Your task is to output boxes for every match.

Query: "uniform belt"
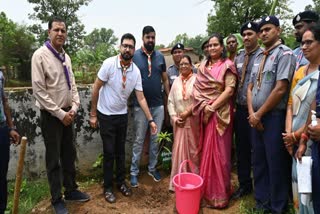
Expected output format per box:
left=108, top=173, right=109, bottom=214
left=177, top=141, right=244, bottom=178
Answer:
left=236, top=105, right=248, bottom=110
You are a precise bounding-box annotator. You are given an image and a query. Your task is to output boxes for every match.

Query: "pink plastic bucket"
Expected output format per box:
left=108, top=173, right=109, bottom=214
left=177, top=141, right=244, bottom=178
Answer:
left=173, top=160, right=203, bottom=214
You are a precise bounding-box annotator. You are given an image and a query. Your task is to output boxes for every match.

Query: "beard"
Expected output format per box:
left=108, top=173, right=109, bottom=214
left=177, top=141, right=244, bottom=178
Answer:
left=121, top=52, right=133, bottom=61
left=296, top=36, right=302, bottom=43
left=144, top=42, right=155, bottom=52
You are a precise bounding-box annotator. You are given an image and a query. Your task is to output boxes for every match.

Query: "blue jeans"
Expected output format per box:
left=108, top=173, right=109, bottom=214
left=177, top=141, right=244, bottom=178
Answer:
left=130, top=105, right=164, bottom=176
left=0, top=126, right=9, bottom=214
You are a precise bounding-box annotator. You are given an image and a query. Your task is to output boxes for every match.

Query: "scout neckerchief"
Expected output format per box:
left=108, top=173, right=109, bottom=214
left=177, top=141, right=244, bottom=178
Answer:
left=239, top=45, right=260, bottom=88
left=45, top=41, right=71, bottom=90
left=316, top=65, right=320, bottom=117
left=256, top=40, right=281, bottom=89
left=181, top=70, right=193, bottom=100
left=119, top=55, right=132, bottom=89
left=141, top=46, right=153, bottom=77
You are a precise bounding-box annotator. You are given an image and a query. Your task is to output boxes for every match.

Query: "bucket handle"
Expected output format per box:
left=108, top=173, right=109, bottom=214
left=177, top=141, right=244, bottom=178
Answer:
left=178, top=159, right=197, bottom=189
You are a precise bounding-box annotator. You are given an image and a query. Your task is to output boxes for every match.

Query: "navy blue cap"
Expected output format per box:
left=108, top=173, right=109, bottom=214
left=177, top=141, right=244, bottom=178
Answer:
left=292, top=11, right=319, bottom=26
left=171, top=43, right=184, bottom=54
left=258, top=16, right=280, bottom=30
left=240, top=21, right=259, bottom=35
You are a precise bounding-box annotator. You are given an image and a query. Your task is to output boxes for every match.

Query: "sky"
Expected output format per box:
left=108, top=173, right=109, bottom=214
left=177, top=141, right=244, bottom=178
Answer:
left=0, top=0, right=315, bottom=47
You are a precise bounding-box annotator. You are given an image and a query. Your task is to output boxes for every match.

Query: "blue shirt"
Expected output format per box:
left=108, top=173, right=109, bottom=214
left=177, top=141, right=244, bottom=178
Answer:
left=235, top=48, right=263, bottom=106
left=293, top=46, right=308, bottom=71
left=133, top=48, right=166, bottom=107
left=250, top=44, right=296, bottom=111
left=0, top=71, right=6, bottom=123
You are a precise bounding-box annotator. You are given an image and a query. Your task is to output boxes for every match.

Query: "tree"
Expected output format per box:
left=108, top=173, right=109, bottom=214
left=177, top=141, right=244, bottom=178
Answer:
left=27, top=0, right=92, bottom=56
left=169, top=33, right=206, bottom=56
left=207, top=0, right=292, bottom=36
left=73, top=28, right=118, bottom=74
left=0, top=12, right=36, bottom=81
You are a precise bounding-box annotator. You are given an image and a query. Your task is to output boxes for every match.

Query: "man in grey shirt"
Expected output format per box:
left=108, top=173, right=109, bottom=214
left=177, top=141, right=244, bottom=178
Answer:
left=247, top=16, right=295, bottom=213
left=292, top=10, right=319, bottom=70
left=232, top=21, right=262, bottom=200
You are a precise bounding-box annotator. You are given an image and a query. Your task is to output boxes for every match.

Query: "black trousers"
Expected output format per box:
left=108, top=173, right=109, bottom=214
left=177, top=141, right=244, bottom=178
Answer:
left=0, top=126, right=9, bottom=214
left=234, top=106, right=252, bottom=189
left=98, top=112, right=128, bottom=191
left=40, top=110, right=78, bottom=203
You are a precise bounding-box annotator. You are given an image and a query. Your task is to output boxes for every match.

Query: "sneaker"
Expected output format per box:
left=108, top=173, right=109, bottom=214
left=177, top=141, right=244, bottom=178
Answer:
left=52, top=200, right=68, bottom=214
left=64, top=190, right=90, bottom=202
left=130, top=175, right=139, bottom=187
left=148, top=170, right=161, bottom=182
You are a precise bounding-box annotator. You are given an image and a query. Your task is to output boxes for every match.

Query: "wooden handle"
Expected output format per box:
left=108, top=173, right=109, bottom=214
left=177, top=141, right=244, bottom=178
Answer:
left=12, top=136, right=28, bottom=214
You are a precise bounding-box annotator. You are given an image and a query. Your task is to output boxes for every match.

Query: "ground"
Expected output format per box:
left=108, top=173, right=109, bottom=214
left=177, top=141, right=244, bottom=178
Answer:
left=30, top=170, right=244, bottom=214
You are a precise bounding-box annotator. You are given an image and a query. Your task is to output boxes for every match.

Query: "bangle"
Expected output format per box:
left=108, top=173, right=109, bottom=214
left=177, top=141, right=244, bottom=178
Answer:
left=148, top=119, right=155, bottom=125
left=292, top=132, right=297, bottom=142
left=301, top=133, right=309, bottom=142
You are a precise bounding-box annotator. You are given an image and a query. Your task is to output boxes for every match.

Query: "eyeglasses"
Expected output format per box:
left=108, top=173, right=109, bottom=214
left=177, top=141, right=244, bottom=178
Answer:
left=179, top=63, right=190, bottom=67
left=121, top=44, right=135, bottom=50
left=301, top=40, right=315, bottom=47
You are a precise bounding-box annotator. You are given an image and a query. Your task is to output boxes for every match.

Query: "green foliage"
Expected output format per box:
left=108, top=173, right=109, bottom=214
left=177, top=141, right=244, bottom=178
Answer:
left=169, top=33, right=207, bottom=56
left=72, top=28, right=118, bottom=76
left=156, top=131, right=173, bottom=170
left=0, top=12, right=36, bottom=81
left=207, top=0, right=292, bottom=36
left=27, top=0, right=92, bottom=56
left=92, top=153, right=104, bottom=169
left=5, top=179, right=49, bottom=214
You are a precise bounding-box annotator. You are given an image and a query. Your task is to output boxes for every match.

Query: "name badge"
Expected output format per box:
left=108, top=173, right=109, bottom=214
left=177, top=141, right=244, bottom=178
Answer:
left=237, top=63, right=243, bottom=69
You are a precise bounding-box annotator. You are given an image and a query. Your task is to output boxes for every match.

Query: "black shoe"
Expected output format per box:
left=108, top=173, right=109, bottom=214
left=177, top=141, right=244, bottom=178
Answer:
left=64, top=190, right=90, bottom=202
left=231, top=187, right=252, bottom=199
left=117, top=183, right=132, bottom=197
left=104, top=190, right=116, bottom=203
left=52, top=199, right=68, bottom=214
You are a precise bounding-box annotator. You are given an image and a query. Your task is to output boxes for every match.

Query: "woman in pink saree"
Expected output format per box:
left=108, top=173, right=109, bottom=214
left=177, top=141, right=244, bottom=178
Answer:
left=193, top=33, right=237, bottom=208
left=167, top=55, right=199, bottom=191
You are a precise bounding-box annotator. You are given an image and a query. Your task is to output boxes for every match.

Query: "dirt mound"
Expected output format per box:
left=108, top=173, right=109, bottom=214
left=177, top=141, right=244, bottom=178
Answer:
left=30, top=171, right=242, bottom=214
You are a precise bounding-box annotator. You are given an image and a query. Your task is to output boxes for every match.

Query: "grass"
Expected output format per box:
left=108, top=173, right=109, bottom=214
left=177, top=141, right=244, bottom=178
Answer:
left=5, top=178, right=49, bottom=214
left=238, top=195, right=295, bottom=214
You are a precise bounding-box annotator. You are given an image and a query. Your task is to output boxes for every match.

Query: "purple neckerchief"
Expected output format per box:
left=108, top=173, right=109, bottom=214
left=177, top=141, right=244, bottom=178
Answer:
left=45, top=41, right=71, bottom=90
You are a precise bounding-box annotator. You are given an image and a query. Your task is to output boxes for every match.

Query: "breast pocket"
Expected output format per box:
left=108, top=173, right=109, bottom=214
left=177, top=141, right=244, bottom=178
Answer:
left=262, top=63, right=276, bottom=84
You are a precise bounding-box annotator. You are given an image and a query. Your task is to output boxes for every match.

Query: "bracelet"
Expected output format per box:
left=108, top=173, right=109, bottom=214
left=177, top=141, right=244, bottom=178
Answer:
left=292, top=132, right=297, bottom=142
left=301, top=133, right=309, bottom=142
left=89, top=112, right=97, bottom=117
left=148, top=119, right=155, bottom=125
left=253, top=113, right=259, bottom=120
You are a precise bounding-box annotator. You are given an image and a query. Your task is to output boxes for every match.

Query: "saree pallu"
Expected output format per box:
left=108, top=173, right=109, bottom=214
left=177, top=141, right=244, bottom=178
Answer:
left=193, top=59, right=237, bottom=208
left=291, top=68, right=318, bottom=214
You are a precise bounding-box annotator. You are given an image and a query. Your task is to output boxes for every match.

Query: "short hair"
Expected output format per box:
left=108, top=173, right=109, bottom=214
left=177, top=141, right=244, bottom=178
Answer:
left=307, top=23, right=320, bottom=43
left=48, top=16, right=66, bottom=30
left=121, top=33, right=136, bottom=46
left=226, top=34, right=237, bottom=43
left=208, top=33, right=227, bottom=59
left=181, top=55, right=192, bottom=65
left=142, top=26, right=155, bottom=36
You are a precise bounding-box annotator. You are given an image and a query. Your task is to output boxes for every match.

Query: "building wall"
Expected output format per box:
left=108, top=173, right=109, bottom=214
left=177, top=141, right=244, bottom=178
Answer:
left=6, top=86, right=137, bottom=179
